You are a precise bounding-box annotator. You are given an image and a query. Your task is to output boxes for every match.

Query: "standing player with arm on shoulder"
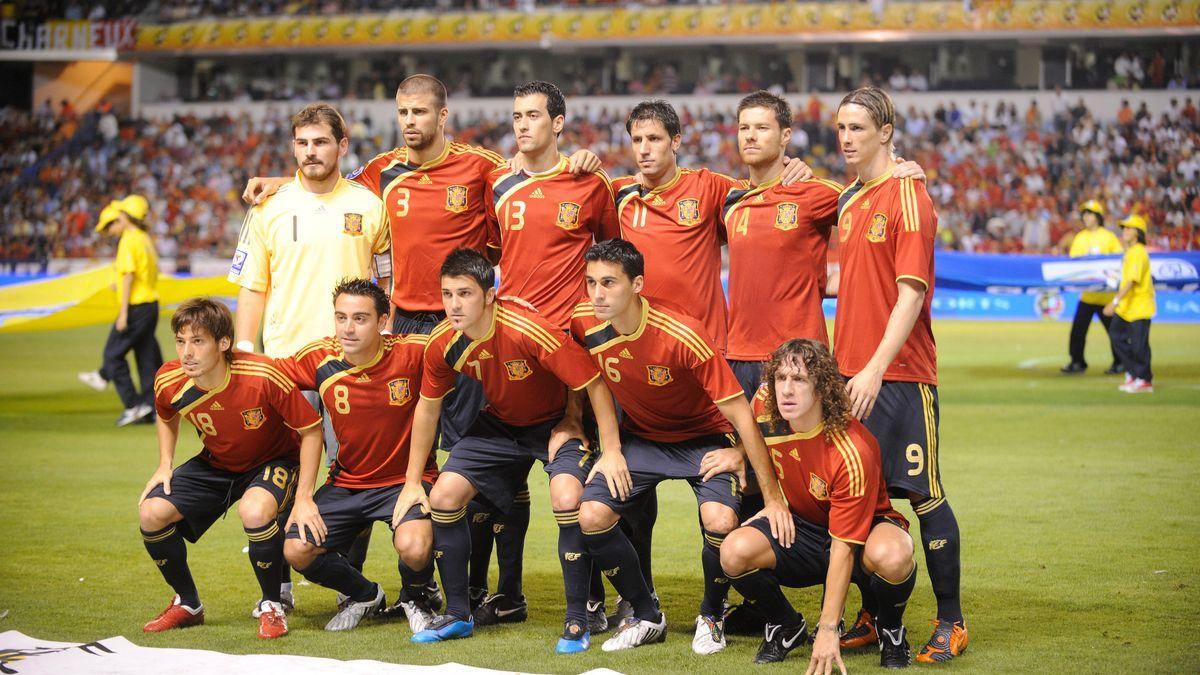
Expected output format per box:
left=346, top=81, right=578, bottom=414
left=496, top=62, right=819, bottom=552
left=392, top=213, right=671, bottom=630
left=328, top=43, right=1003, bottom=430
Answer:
left=275, top=279, right=442, bottom=634
left=137, top=298, right=322, bottom=640
left=403, top=249, right=624, bottom=654
left=720, top=339, right=917, bottom=670
left=570, top=239, right=793, bottom=655
left=228, top=102, right=391, bottom=611
left=833, top=86, right=967, bottom=664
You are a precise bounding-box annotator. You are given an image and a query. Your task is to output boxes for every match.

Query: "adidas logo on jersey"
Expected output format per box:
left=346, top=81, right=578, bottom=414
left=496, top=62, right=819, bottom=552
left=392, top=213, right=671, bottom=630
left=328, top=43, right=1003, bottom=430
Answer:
left=860, top=199, right=871, bottom=210
left=477, top=349, right=493, bottom=360
left=650, top=195, right=666, bottom=206
left=358, top=373, right=370, bottom=382
left=418, top=174, right=433, bottom=184
left=210, top=402, right=224, bottom=411
left=619, top=348, right=633, bottom=359
left=530, top=187, right=545, bottom=199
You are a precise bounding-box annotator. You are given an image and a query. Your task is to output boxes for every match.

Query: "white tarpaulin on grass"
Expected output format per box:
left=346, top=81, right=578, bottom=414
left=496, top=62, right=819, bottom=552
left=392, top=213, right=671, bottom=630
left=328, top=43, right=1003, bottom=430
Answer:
left=0, top=631, right=624, bottom=675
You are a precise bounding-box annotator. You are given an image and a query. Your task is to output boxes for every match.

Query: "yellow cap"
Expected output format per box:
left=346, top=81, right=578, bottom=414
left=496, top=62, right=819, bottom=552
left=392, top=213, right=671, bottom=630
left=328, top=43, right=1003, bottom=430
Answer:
left=94, top=201, right=122, bottom=232
left=118, top=194, right=150, bottom=222
left=1119, top=214, right=1148, bottom=233
left=1079, top=200, right=1106, bottom=218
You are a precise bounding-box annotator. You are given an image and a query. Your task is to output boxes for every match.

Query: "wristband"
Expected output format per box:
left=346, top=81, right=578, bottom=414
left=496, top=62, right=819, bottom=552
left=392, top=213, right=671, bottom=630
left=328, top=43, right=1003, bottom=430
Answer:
left=236, top=340, right=255, bottom=353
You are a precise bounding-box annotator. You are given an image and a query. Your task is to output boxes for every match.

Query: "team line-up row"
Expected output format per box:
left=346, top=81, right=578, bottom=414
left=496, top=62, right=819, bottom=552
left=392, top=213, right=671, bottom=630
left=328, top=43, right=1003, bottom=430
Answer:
left=132, top=78, right=965, bottom=672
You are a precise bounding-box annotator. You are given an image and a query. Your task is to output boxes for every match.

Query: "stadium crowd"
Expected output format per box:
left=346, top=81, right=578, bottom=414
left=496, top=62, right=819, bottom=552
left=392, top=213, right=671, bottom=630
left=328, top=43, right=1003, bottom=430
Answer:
left=1, top=92, right=1196, bottom=268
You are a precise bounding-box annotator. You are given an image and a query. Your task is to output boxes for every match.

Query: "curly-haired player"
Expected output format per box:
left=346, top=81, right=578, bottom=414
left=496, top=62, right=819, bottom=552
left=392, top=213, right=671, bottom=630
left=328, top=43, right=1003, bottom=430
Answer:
left=720, top=339, right=917, bottom=670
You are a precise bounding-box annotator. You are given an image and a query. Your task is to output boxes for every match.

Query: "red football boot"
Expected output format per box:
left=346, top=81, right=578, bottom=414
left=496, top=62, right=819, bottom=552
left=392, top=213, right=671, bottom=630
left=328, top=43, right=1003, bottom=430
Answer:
left=143, top=595, right=204, bottom=633
left=257, top=601, right=289, bottom=639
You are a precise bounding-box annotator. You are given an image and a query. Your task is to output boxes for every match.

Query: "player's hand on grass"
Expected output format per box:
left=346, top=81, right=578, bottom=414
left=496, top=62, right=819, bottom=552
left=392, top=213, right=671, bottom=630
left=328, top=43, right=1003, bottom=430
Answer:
left=779, top=156, right=814, bottom=185
left=566, top=149, right=601, bottom=175
left=138, top=466, right=173, bottom=503
left=115, top=311, right=128, bottom=332
left=241, top=176, right=286, bottom=205
left=806, top=626, right=847, bottom=675
left=587, top=451, right=632, bottom=501
left=846, top=367, right=884, bottom=421
left=746, top=499, right=795, bottom=548
left=548, top=415, right=587, bottom=462
left=392, top=482, right=430, bottom=528
left=288, top=497, right=327, bottom=547
left=892, top=157, right=927, bottom=182
left=699, top=446, right=747, bottom=490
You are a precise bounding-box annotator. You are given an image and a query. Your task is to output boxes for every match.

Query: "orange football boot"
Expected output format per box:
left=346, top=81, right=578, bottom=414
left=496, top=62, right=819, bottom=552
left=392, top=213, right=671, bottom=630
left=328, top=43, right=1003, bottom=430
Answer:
left=839, top=608, right=877, bottom=649
left=915, top=619, right=968, bottom=663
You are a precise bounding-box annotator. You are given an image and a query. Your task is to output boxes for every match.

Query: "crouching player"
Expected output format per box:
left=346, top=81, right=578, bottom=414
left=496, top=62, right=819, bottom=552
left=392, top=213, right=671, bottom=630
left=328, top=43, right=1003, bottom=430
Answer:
left=402, top=249, right=624, bottom=653
left=137, top=298, right=322, bottom=638
left=720, top=339, right=917, bottom=669
left=275, top=278, right=441, bottom=633
left=571, top=239, right=794, bottom=654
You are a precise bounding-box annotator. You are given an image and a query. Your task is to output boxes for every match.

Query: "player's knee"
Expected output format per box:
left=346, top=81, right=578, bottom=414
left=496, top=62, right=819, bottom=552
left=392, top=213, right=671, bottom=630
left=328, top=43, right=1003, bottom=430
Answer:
left=429, top=478, right=470, bottom=512
left=719, top=528, right=759, bottom=577
left=699, top=505, right=738, bottom=536
left=578, top=500, right=617, bottom=533
left=237, top=499, right=277, bottom=529
left=138, top=498, right=176, bottom=531
left=393, top=522, right=432, bottom=563
left=863, top=538, right=915, bottom=580
left=548, top=480, right=582, bottom=513
left=283, top=538, right=318, bottom=570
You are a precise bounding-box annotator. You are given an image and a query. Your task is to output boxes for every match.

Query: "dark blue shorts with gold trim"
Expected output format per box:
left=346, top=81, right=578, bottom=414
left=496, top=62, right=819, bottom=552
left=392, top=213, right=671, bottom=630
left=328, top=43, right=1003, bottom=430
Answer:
left=146, top=453, right=298, bottom=543
left=582, top=430, right=741, bottom=514
left=442, top=412, right=591, bottom=515
left=285, top=480, right=432, bottom=551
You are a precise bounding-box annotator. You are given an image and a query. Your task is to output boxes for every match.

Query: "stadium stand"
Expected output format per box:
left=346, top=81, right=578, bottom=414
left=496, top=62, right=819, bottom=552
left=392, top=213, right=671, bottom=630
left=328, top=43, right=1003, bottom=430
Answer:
left=1, top=92, right=1196, bottom=271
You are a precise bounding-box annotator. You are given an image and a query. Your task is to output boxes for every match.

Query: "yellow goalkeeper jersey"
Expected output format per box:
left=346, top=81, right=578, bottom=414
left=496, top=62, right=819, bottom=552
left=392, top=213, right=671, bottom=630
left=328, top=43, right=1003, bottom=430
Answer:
left=228, top=172, right=390, bottom=357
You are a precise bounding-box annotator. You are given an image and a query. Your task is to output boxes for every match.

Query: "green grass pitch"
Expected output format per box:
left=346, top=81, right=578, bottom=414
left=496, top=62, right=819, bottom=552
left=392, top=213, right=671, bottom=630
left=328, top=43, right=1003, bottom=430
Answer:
left=1, top=320, right=1198, bottom=673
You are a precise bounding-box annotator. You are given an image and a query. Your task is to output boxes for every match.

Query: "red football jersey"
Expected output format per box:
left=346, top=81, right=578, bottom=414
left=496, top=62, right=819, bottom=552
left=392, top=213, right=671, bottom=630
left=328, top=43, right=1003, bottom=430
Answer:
left=721, top=176, right=842, bottom=360
left=485, top=156, right=619, bottom=329
left=421, top=300, right=601, bottom=427
left=570, top=296, right=743, bottom=443
left=276, top=335, right=438, bottom=489
left=833, top=172, right=938, bottom=385
left=351, top=141, right=507, bottom=312
left=153, top=352, right=321, bottom=473
left=752, top=402, right=906, bottom=544
left=612, top=168, right=737, bottom=353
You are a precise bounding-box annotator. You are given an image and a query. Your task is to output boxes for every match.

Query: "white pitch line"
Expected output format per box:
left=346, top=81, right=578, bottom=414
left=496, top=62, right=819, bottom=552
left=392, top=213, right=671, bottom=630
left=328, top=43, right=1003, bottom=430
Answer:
left=1017, top=356, right=1059, bottom=369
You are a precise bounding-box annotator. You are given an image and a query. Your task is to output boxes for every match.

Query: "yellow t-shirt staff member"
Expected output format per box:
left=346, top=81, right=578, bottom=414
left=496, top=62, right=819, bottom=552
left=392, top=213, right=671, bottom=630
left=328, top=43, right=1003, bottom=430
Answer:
left=77, top=196, right=165, bottom=426
left=1104, top=214, right=1156, bottom=393
left=1061, top=200, right=1124, bottom=375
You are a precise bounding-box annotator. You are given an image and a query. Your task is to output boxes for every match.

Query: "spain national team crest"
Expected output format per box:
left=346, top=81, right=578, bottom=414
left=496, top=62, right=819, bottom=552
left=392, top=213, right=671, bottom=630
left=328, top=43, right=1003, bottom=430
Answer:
left=774, top=202, right=799, bottom=231
left=445, top=185, right=469, bottom=214
left=646, top=365, right=673, bottom=387
left=343, top=213, right=364, bottom=236
left=387, top=378, right=411, bottom=406
left=241, top=407, right=266, bottom=430
left=556, top=201, right=582, bottom=230
left=808, top=472, right=829, bottom=500
left=677, top=198, right=701, bottom=227
left=867, top=213, right=888, bottom=243
left=504, top=359, right=533, bottom=381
